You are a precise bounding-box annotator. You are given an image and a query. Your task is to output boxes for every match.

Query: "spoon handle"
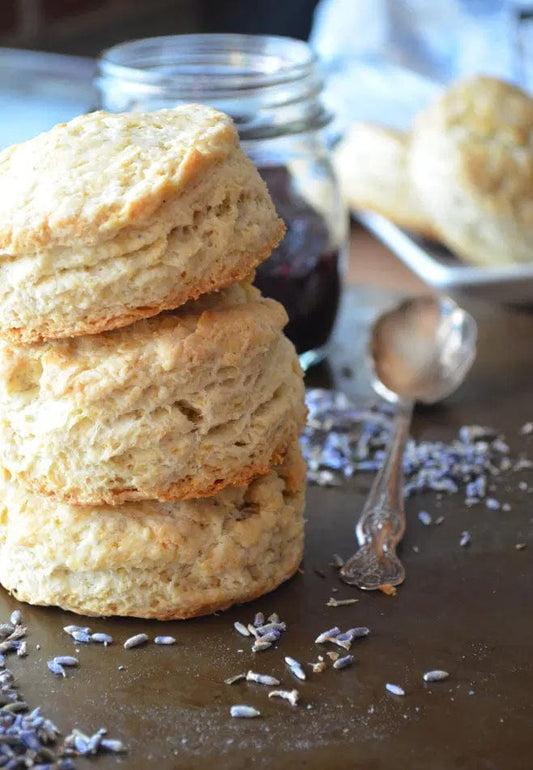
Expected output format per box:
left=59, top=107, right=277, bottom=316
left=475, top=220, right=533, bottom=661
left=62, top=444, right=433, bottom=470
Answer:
left=357, top=400, right=412, bottom=547
left=340, top=401, right=412, bottom=589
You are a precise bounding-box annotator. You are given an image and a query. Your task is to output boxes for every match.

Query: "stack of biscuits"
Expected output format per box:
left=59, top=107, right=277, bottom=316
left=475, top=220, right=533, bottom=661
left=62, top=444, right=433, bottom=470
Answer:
left=0, top=105, right=306, bottom=619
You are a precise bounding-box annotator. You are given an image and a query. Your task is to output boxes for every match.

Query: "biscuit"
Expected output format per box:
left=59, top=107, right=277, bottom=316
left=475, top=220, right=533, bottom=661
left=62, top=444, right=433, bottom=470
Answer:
left=0, top=281, right=305, bottom=505
left=333, top=122, right=436, bottom=239
left=0, top=106, right=284, bottom=342
left=410, top=76, right=533, bottom=266
left=0, top=443, right=305, bottom=619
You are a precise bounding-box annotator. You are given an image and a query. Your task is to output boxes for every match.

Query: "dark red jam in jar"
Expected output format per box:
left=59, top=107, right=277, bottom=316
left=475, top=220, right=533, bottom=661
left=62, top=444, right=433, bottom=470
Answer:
left=255, top=166, right=342, bottom=358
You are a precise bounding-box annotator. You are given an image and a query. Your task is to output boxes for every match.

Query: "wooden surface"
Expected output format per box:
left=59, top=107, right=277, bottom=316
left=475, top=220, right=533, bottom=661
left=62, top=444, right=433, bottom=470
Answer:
left=347, top=222, right=428, bottom=293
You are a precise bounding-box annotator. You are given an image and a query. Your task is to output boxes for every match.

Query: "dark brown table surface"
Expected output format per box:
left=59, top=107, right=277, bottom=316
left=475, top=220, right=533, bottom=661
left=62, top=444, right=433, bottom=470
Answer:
left=1, top=233, right=533, bottom=770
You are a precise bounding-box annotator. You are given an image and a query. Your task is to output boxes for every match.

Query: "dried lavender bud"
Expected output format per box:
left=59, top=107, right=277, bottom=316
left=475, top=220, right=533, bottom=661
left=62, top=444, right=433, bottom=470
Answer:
left=315, top=627, right=341, bottom=644
left=386, top=683, right=405, bottom=696
left=47, top=659, right=66, bottom=677
left=246, top=671, right=280, bottom=686
left=123, top=633, right=149, bottom=649
left=423, top=670, right=449, bottom=682
left=9, top=610, right=22, bottom=626
left=285, top=656, right=306, bottom=681
left=230, top=705, right=260, bottom=718
left=268, top=689, right=299, bottom=706
left=233, top=621, right=250, bottom=637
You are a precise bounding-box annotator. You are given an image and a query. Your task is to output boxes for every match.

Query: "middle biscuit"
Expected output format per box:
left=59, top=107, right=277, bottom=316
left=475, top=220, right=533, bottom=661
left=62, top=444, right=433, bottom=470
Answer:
left=0, top=281, right=305, bottom=505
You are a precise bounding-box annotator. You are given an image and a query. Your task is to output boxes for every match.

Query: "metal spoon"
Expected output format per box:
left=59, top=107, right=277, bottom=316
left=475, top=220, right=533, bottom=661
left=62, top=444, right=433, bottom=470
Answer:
left=339, top=295, right=477, bottom=590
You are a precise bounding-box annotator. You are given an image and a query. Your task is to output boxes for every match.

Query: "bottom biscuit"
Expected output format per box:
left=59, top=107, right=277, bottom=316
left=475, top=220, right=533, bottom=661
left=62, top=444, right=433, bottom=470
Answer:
left=0, top=444, right=305, bottom=620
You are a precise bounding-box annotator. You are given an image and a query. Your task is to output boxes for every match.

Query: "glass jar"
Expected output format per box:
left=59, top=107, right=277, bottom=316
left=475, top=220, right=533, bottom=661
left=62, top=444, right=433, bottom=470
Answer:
left=97, top=34, right=348, bottom=369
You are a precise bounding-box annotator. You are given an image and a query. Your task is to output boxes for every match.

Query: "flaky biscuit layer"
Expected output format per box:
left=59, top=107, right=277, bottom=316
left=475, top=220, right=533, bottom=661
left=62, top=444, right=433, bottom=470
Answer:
left=0, top=129, right=284, bottom=341
left=0, top=282, right=305, bottom=504
left=0, top=444, right=306, bottom=619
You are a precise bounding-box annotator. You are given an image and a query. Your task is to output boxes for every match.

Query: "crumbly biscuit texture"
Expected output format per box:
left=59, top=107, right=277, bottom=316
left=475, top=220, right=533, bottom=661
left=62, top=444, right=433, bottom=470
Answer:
left=334, top=122, right=436, bottom=239
left=0, top=444, right=306, bottom=619
left=410, top=76, right=533, bottom=265
left=0, top=105, right=238, bottom=252
left=0, top=107, right=284, bottom=342
left=0, top=282, right=305, bottom=504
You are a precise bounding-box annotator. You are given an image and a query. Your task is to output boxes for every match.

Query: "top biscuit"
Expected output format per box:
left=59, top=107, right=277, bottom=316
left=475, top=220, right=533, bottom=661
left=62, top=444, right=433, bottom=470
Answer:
left=0, top=105, right=237, bottom=252
left=0, top=106, right=284, bottom=341
left=410, top=76, right=533, bottom=266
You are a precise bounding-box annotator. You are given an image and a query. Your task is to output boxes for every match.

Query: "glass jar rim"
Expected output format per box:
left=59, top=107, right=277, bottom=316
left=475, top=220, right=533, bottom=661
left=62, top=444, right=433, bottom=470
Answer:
left=97, top=33, right=331, bottom=138
left=99, top=33, right=319, bottom=93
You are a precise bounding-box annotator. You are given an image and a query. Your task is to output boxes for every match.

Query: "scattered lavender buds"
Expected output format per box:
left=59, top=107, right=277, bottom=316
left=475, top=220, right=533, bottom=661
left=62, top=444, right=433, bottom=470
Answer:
left=91, top=632, right=113, bottom=645
left=284, top=656, right=306, bottom=681
left=423, top=670, right=449, bottom=682
left=123, top=633, right=149, bottom=649
left=333, top=655, right=354, bottom=670
left=460, top=531, right=471, bottom=547
left=418, top=510, right=432, bottom=525
left=234, top=611, right=287, bottom=653
left=246, top=671, right=280, bottom=686
left=0, top=608, right=127, bottom=768
left=386, top=683, right=406, bottom=696
left=268, top=689, right=299, bottom=706
left=520, top=422, right=533, bottom=435
left=64, top=728, right=127, bottom=756
left=302, top=390, right=517, bottom=504
left=154, top=636, right=176, bottom=646
left=230, top=705, right=261, bottom=719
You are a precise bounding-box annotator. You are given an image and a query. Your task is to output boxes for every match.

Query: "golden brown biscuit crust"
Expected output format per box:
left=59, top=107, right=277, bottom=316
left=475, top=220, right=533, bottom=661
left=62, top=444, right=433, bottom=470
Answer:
left=0, top=282, right=305, bottom=504
left=0, top=445, right=306, bottom=619
left=1, top=228, right=283, bottom=344
left=0, top=106, right=238, bottom=253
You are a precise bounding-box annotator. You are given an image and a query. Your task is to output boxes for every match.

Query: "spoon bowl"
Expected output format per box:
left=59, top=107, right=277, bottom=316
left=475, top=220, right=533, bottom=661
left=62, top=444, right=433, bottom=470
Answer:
left=371, top=295, right=478, bottom=405
left=340, top=295, right=477, bottom=590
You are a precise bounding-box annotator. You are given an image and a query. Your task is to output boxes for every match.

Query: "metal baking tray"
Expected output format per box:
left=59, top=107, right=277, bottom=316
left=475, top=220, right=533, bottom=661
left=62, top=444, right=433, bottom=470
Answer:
left=359, top=211, right=533, bottom=304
